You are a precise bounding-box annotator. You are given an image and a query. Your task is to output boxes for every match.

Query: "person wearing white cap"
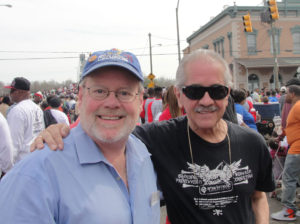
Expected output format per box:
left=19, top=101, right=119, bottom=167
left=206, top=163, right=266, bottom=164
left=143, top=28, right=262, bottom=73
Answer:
left=33, top=91, right=43, bottom=105
left=279, top=86, right=287, bottom=111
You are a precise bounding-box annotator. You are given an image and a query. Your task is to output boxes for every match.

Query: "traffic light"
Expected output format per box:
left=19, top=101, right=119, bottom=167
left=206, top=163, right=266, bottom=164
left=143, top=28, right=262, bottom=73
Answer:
left=242, top=13, right=253, bottom=32
left=267, top=0, right=279, bottom=20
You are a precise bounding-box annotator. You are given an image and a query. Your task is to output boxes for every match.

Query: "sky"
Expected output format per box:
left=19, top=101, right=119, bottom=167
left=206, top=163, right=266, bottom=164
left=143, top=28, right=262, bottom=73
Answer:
left=0, top=0, right=264, bottom=85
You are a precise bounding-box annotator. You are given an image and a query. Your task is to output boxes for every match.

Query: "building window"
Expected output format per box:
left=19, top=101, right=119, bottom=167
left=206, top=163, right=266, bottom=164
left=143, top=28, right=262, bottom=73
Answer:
left=248, top=74, right=259, bottom=91
left=216, top=42, right=220, bottom=54
left=269, top=73, right=283, bottom=89
left=291, top=26, right=300, bottom=54
left=221, top=39, right=224, bottom=58
left=245, top=29, right=257, bottom=55
left=227, top=32, right=233, bottom=56
left=202, top=44, right=209, bottom=49
left=213, top=37, right=225, bottom=58
left=268, top=28, right=281, bottom=54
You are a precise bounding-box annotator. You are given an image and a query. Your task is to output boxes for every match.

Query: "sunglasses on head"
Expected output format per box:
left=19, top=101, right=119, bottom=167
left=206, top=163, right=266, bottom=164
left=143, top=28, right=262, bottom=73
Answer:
left=182, top=84, right=229, bottom=100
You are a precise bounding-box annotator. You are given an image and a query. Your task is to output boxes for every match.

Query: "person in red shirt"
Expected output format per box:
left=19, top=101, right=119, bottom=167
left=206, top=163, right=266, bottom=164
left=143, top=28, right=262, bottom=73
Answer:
left=140, top=88, right=155, bottom=123
left=147, top=86, right=163, bottom=123
left=159, top=85, right=184, bottom=121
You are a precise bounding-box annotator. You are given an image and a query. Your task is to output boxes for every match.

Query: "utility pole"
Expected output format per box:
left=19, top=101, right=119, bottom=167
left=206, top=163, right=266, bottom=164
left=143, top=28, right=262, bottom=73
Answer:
left=176, top=0, right=181, bottom=64
left=271, top=22, right=279, bottom=90
left=148, top=33, right=153, bottom=74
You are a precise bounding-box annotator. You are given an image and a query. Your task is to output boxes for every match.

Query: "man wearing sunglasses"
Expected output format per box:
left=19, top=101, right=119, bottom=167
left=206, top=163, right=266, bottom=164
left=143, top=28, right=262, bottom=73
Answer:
left=30, top=49, right=274, bottom=224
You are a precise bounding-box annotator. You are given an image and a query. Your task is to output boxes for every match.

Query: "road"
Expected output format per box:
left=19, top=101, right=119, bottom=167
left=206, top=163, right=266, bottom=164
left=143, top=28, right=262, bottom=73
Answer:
left=160, top=193, right=300, bottom=224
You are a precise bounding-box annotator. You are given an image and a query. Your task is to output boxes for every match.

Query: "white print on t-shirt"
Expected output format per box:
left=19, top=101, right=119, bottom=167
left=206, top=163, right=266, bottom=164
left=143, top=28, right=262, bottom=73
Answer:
left=33, top=110, right=44, bottom=135
left=175, top=159, right=253, bottom=215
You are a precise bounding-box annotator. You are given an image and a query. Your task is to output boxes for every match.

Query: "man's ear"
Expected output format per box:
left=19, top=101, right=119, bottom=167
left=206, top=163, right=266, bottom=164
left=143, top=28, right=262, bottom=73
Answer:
left=226, top=87, right=231, bottom=100
left=77, top=86, right=84, bottom=108
left=138, top=89, right=144, bottom=112
left=291, top=92, right=296, bottom=99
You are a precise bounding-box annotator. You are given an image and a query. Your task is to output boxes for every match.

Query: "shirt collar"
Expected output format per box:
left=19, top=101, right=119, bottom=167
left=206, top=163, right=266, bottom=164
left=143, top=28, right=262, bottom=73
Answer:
left=72, top=123, right=151, bottom=165
left=72, top=123, right=107, bottom=165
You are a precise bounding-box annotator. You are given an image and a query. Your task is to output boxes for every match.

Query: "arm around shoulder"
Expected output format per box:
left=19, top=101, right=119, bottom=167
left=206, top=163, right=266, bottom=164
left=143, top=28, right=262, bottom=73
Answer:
left=30, top=123, right=70, bottom=152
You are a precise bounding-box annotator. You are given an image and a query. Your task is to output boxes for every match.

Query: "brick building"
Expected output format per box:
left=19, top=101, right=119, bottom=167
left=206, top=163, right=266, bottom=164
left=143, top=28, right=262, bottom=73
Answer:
left=184, top=0, right=300, bottom=91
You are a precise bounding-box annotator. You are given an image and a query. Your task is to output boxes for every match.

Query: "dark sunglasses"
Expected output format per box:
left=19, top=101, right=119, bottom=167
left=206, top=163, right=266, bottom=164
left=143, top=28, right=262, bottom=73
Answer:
left=182, top=84, right=229, bottom=100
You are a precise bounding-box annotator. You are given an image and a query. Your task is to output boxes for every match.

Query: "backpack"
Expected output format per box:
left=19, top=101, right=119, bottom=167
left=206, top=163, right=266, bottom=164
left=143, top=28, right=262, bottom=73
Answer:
left=44, top=110, right=57, bottom=128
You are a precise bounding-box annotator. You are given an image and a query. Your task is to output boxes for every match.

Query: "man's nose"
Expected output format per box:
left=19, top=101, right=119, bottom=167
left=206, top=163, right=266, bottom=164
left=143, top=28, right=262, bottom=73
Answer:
left=198, top=91, right=214, bottom=105
left=102, top=91, right=122, bottom=107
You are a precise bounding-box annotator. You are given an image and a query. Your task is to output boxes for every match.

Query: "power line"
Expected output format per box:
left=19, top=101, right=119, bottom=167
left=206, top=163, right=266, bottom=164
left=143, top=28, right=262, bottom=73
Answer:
left=0, top=56, right=79, bottom=61
left=0, top=53, right=181, bottom=61
left=0, top=44, right=179, bottom=55
left=0, top=46, right=290, bottom=61
left=0, top=50, right=89, bottom=54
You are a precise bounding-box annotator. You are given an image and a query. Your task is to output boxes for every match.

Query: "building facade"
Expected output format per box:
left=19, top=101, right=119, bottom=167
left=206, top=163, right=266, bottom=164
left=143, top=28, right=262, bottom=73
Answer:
left=184, top=0, right=300, bottom=91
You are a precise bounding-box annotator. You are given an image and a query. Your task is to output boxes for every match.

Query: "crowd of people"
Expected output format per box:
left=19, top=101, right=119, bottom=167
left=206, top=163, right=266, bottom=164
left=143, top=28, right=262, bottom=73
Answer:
left=0, top=48, right=299, bottom=223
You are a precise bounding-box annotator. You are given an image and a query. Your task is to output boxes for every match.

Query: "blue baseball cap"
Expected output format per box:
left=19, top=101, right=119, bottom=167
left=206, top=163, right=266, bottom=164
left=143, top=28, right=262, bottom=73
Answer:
left=81, top=49, right=144, bottom=82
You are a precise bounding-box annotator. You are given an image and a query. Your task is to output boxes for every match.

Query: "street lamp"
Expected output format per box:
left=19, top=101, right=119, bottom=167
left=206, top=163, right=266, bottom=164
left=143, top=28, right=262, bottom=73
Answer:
left=176, top=0, right=181, bottom=64
left=0, top=4, right=12, bottom=8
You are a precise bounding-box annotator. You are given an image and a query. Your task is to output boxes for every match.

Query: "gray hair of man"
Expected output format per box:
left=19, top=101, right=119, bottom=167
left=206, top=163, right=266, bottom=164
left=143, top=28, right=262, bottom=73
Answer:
left=287, top=85, right=300, bottom=96
left=175, top=49, right=233, bottom=88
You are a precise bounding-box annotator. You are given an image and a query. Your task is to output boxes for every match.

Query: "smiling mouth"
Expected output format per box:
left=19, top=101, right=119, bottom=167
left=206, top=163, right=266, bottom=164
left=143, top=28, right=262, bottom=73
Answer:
left=194, top=106, right=218, bottom=114
left=197, top=111, right=213, bottom=114
left=98, top=115, right=124, bottom=120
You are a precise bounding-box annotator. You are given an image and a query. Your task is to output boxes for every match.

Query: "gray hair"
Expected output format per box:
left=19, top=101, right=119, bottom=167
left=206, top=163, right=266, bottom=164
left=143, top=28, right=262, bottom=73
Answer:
left=287, top=85, right=300, bottom=96
left=175, top=49, right=233, bottom=88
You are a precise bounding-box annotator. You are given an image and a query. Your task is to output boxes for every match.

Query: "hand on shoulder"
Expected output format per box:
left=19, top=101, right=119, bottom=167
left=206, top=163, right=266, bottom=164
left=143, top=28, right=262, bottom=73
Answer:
left=30, top=123, right=70, bottom=152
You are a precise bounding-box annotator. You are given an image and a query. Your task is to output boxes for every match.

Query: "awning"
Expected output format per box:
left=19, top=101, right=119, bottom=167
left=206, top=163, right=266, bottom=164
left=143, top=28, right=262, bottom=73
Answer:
left=235, top=57, right=300, bottom=68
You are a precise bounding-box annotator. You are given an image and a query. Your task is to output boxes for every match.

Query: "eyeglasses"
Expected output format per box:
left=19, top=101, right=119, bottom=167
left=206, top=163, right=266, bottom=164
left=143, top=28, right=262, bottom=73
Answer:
left=84, top=86, right=139, bottom=102
left=182, top=84, right=229, bottom=100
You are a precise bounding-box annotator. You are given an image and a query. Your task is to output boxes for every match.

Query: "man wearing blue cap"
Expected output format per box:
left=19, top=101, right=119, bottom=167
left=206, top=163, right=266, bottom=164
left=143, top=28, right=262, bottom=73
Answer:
left=0, top=49, right=160, bottom=224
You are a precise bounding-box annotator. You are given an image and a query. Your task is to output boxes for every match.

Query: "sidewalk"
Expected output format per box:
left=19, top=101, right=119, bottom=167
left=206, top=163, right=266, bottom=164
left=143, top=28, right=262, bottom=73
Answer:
left=269, top=187, right=300, bottom=224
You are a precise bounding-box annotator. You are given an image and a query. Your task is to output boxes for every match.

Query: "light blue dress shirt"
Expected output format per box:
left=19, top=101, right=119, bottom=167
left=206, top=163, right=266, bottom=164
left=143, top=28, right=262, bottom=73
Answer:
left=0, top=123, right=160, bottom=224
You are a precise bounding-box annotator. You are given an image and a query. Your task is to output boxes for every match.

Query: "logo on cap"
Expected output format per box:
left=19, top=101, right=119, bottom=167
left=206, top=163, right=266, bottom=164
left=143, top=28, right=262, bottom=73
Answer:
left=88, top=55, right=97, bottom=62
left=80, top=49, right=143, bottom=82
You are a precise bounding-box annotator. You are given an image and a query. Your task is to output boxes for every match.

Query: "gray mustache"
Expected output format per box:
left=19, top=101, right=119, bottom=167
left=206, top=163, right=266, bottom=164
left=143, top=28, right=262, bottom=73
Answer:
left=194, top=106, right=218, bottom=113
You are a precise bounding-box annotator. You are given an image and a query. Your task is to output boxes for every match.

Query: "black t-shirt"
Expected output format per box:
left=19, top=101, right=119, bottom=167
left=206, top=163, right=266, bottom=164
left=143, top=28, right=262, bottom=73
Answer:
left=134, top=116, right=275, bottom=224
